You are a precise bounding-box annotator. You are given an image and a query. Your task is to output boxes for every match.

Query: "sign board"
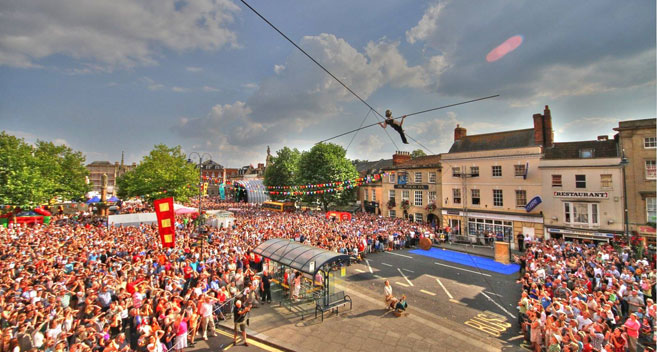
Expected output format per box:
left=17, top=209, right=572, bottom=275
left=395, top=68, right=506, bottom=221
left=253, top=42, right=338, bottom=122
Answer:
left=553, top=191, right=608, bottom=199
left=547, top=227, right=614, bottom=238
left=394, top=184, right=429, bottom=190
left=525, top=196, right=542, bottom=212
left=397, top=172, right=407, bottom=185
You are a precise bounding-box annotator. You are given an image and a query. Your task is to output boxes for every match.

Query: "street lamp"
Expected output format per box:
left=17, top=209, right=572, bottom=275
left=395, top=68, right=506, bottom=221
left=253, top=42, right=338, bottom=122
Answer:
left=187, top=152, right=212, bottom=245
left=620, top=150, right=630, bottom=240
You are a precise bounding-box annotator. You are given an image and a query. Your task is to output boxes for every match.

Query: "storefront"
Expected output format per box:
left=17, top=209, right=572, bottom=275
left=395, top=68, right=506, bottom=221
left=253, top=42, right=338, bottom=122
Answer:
left=546, top=227, right=618, bottom=243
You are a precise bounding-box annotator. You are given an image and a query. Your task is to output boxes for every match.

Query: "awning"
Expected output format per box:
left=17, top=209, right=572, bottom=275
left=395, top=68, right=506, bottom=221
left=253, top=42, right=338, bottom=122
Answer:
left=253, top=238, right=349, bottom=277
left=233, top=179, right=270, bottom=204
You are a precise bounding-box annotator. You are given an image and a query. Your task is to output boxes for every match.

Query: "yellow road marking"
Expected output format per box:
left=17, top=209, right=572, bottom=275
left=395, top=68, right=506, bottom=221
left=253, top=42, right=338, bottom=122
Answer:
left=420, top=289, right=436, bottom=296
left=463, top=312, right=511, bottom=337
left=395, top=282, right=409, bottom=287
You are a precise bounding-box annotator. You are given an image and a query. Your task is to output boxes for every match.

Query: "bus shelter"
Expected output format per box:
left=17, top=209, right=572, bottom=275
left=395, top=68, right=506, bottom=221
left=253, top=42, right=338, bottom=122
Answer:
left=253, top=238, right=352, bottom=319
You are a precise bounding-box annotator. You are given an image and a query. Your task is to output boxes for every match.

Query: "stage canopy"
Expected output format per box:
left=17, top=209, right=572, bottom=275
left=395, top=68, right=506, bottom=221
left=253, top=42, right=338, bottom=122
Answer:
left=233, top=179, right=269, bottom=204
left=253, top=238, right=350, bottom=277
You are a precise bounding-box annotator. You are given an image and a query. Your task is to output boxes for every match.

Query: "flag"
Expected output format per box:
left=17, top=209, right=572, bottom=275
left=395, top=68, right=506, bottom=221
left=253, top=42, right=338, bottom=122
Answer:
left=154, top=197, right=176, bottom=248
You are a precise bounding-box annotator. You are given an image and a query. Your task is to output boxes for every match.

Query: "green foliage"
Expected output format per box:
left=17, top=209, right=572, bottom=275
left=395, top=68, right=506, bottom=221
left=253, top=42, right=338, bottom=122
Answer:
left=297, top=143, right=358, bottom=210
left=263, top=147, right=301, bottom=201
left=0, top=132, right=91, bottom=207
left=117, top=144, right=198, bottom=202
left=411, top=149, right=427, bottom=158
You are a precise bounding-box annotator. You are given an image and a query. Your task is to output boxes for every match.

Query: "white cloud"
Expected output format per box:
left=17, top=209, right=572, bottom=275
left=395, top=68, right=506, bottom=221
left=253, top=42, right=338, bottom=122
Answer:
left=171, top=86, right=189, bottom=93
left=0, top=0, right=240, bottom=69
left=241, top=83, right=259, bottom=90
left=202, top=86, right=220, bottom=92
left=406, top=2, right=448, bottom=44
left=274, top=64, right=285, bottom=74
left=186, top=66, right=203, bottom=72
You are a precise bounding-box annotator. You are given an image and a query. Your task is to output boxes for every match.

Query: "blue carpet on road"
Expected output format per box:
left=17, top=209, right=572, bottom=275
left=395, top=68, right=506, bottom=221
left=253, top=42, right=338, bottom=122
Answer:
left=409, top=248, right=519, bottom=275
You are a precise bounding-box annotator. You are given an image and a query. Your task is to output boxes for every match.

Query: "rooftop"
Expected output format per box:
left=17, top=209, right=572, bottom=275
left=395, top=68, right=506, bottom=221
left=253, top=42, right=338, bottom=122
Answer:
left=385, top=154, right=442, bottom=170
left=354, top=158, right=393, bottom=174
left=448, top=128, right=537, bottom=153
left=614, top=118, right=656, bottom=130
left=543, top=139, right=619, bottom=160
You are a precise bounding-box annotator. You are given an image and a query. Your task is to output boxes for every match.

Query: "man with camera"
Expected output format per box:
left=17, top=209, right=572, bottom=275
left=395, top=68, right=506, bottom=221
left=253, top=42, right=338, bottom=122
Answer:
left=233, top=300, right=250, bottom=346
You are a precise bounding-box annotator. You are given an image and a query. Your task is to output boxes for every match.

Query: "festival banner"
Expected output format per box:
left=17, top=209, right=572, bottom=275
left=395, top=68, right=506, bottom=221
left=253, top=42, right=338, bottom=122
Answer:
left=154, top=197, right=176, bottom=248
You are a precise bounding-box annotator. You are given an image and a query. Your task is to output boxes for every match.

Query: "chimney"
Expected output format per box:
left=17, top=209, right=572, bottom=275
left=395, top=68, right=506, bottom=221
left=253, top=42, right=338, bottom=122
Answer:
left=454, top=124, right=467, bottom=141
left=543, top=105, right=553, bottom=147
left=533, top=113, right=545, bottom=146
left=392, top=151, right=412, bottom=166
left=597, top=135, right=609, bottom=141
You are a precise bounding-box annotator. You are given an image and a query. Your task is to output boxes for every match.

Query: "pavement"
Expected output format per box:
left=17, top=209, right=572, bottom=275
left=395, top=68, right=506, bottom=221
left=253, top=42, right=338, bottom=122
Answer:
left=206, top=247, right=526, bottom=352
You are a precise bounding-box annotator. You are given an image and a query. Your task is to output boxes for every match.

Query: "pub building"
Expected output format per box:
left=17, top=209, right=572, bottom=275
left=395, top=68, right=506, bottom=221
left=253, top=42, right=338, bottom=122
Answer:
left=539, top=137, right=625, bottom=242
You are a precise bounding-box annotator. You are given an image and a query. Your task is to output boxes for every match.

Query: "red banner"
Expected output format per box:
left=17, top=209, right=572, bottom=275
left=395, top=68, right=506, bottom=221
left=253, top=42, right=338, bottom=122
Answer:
left=154, top=197, right=176, bottom=248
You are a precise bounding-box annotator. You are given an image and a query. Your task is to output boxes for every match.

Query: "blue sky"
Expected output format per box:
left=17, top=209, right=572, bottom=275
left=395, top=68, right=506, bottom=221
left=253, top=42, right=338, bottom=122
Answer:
left=0, top=0, right=655, bottom=167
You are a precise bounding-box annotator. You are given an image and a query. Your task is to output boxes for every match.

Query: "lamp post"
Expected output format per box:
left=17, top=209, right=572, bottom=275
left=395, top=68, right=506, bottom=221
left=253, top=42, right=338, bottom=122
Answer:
left=187, top=152, right=212, bottom=246
left=620, top=150, right=630, bottom=240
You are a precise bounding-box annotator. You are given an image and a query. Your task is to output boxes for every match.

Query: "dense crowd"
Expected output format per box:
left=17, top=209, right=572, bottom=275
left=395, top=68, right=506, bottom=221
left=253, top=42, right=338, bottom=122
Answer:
left=517, top=239, right=656, bottom=352
left=0, top=201, right=433, bottom=352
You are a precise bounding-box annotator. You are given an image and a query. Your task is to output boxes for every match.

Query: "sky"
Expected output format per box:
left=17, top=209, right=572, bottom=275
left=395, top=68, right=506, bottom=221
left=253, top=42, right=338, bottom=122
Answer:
left=0, top=0, right=655, bottom=167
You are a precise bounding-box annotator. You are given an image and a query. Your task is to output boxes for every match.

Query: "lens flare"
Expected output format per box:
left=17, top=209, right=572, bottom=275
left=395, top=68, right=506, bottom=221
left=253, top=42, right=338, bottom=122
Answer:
left=486, top=35, right=523, bottom=62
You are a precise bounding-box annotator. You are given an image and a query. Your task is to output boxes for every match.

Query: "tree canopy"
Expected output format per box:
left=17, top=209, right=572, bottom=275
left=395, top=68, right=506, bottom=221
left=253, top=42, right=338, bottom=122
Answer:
left=263, top=147, right=301, bottom=201
left=0, top=132, right=90, bottom=207
left=411, top=149, right=427, bottom=158
left=297, top=143, right=358, bottom=210
left=117, top=144, right=198, bottom=202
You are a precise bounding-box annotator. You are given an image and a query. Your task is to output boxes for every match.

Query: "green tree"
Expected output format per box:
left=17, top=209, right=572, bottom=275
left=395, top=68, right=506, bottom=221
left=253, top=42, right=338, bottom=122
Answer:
left=0, top=132, right=90, bottom=207
left=117, top=144, right=198, bottom=202
left=263, top=147, right=301, bottom=201
left=297, top=143, right=358, bottom=210
left=411, top=149, right=427, bottom=158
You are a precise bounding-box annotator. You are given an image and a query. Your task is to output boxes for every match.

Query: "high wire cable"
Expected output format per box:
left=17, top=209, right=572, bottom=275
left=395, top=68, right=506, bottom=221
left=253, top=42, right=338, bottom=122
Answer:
left=317, top=95, right=500, bottom=144
left=346, top=109, right=373, bottom=152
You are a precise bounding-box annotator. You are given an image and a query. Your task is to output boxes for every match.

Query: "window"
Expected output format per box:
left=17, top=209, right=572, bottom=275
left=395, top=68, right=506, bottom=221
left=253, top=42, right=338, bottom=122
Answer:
left=575, top=175, right=586, bottom=188
left=389, top=172, right=396, bottom=184
left=429, top=172, right=437, bottom=183
left=515, top=190, right=527, bottom=207
left=428, top=191, right=437, bottom=203
left=414, top=191, right=423, bottom=206
left=564, top=202, right=599, bottom=226
left=552, top=174, right=562, bottom=187
left=470, top=166, right=479, bottom=177
left=579, top=148, right=594, bottom=158
left=388, top=190, right=395, bottom=201
left=493, top=189, right=503, bottom=207
left=415, top=172, right=422, bottom=183
left=514, top=164, right=526, bottom=177
left=492, top=165, right=502, bottom=177
left=402, top=190, right=409, bottom=201
left=645, top=137, right=657, bottom=148
left=471, top=189, right=480, bottom=206
left=371, top=190, right=376, bottom=202
left=646, top=160, right=656, bottom=180
left=600, top=174, right=612, bottom=188
left=452, top=167, right=461, bottom=177
left=647, top=197, right=656, bottom=223
left=364, top=189, right=368, bottom=201
left=414, top=213, right=423, bottom=223
left=453, top=188, right=461, bottom=204
left=389, top=210, right=397, bottom=218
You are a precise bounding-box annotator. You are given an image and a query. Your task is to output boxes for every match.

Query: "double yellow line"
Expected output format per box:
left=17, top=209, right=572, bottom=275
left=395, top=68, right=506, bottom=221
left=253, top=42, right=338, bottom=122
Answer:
left=214, top=328, right=284, bottom=352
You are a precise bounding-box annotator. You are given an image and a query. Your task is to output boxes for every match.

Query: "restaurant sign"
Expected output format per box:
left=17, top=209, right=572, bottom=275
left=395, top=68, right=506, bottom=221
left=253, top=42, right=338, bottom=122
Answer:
left=554, top=191, right=608, bottom=199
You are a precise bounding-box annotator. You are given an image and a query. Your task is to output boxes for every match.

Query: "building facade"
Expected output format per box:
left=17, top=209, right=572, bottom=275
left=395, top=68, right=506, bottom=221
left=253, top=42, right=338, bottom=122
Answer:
left=354, top=158, right=393, bottom=214
left=381, top=152, right=442, bottom=226
left=539, top=138, right=624, bottom=242
left=440, top=106, right=554, bottom=247
left=614, top=118, right=657, bottom=244
left=86, top=158, right=136, bottom=196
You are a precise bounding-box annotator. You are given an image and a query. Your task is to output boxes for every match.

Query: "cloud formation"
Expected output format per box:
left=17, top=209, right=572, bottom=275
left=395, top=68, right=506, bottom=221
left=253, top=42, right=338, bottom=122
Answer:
left=0, top=0, right=240, bottom=69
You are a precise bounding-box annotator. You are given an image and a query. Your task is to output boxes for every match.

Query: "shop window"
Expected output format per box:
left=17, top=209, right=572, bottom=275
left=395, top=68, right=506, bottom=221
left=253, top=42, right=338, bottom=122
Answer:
left=552, top=174, right=562, bottom=187
left=576, top=175, right=586, bottom=188
left=415, top=213, right=423, bottom=223
left=492, top=165, right=502, bottom=177
left=515, top=190, right=527, bottom=207
left=471, top=189, right=480, bottom=205
left=493, top=189, right=503, bottom=207
left=453, top=188, right=461, bottom=204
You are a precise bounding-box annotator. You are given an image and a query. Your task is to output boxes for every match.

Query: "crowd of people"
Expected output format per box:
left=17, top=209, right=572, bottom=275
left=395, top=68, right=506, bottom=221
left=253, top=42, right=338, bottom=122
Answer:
left=517, top=239, right=656, bottom=352
left=0, top=200, right=433, bottom=352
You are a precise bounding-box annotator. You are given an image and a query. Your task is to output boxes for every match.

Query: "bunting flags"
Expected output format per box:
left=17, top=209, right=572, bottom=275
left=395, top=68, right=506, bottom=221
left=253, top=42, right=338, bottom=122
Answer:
left=154, top=197, right=176, bottom=248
